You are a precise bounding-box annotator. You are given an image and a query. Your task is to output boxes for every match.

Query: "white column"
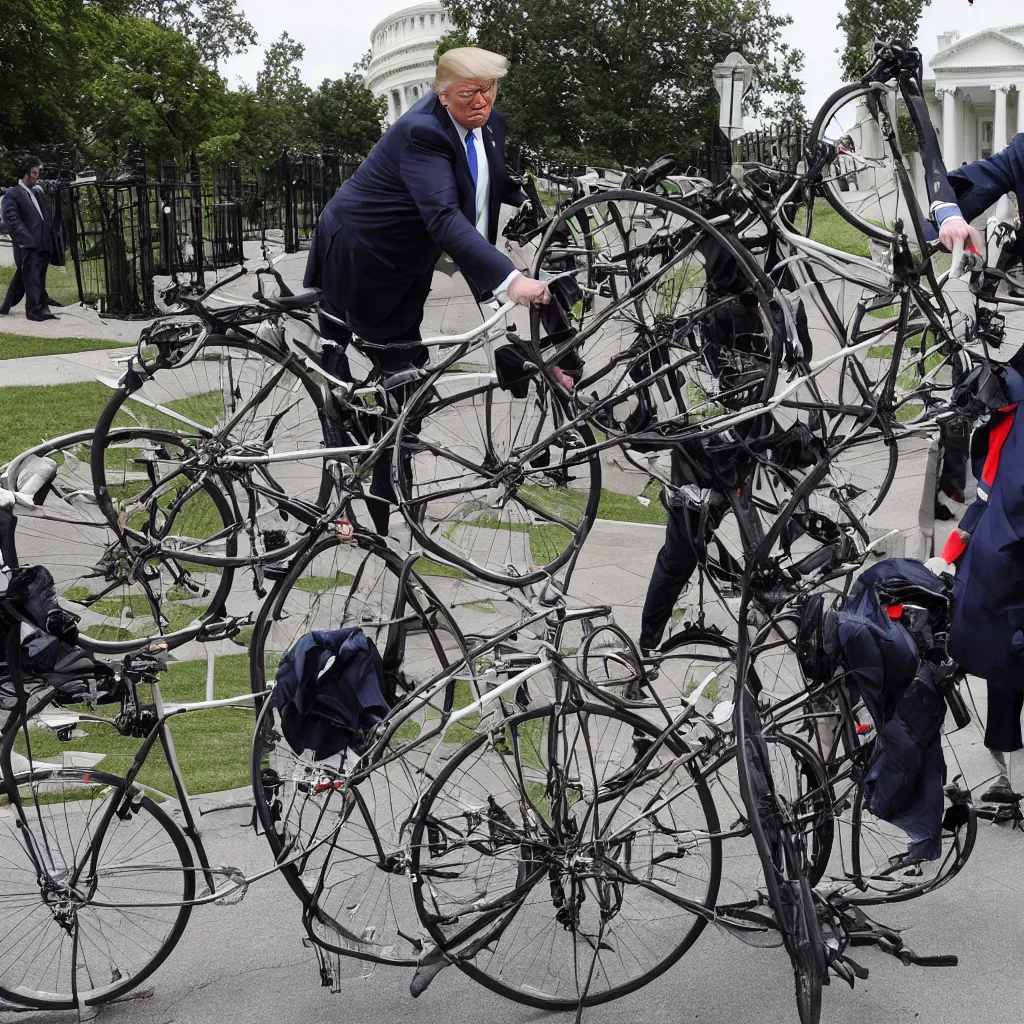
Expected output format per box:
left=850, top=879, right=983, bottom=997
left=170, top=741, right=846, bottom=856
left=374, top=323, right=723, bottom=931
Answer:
left=956, top=94, right=970, bottom=166
left=939, top=86, right=958, bottom=168
left=1017, top=85, right=1024, bottom=138
left=993, top=85, right=1009, bottom=152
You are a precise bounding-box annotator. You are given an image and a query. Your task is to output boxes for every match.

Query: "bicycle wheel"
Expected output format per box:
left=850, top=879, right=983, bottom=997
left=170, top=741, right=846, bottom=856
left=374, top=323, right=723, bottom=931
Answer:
left=394, top=372, right=601, bottom=585
left=92, top=338, right=331, bottom=570
left=842, top=764, right=976, bottom=905
left=656, top=631, right=835, bottom=892
left=408, top=702, right=722, bottom=1009
left=6, top=429, right=235, bottom=648
left=528, top=190, right=787, bottom=445
left=736, top=602, right=827, bottom=1024
left=655, top=629, right=739, bottom=713
left=804, top=80, right=921, bottom=244
left=250, top=534, right=469, bottom=964
left=0, top=768, right=194, bottom=1009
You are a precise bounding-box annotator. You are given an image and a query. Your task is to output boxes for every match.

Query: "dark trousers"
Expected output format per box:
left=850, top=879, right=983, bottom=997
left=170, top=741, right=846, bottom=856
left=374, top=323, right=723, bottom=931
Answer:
left=640, top=500, right=727, bottom=650
left=985, top=677, right=1024, bottom=752
left=318, top=300, right=429, bottom=537
left=1, top=247, right=50, bottom=315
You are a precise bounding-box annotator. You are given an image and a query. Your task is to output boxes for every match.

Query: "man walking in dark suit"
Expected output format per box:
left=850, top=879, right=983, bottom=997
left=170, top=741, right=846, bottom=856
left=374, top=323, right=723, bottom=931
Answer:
left=0, top=155, right=58, bottom=321
left=305, top=45, right=549, bottom=364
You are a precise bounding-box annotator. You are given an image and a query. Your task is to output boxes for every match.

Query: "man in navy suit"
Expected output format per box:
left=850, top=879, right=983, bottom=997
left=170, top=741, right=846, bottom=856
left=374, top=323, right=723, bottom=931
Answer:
left=304, top=46, right=549, bottom=369
left=931, top=134, right=1024, bottom=252
left=0, top=155, right=58, bottom=321
left=927, top=134, right=1024, bottom=801
left=304, top=47, right=549, bottom=535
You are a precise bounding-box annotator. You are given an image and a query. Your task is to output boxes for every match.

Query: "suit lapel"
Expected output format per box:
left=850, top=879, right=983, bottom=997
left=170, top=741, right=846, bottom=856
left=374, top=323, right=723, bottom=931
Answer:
left=431, top=96, right=476, bottom=222
left=484, top=119, right=503, bottom=241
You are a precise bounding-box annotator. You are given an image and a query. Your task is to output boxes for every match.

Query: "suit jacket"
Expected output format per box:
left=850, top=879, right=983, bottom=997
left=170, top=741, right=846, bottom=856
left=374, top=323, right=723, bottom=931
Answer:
left=304, top=93, right=526, bottom=339
left=949, top=366, right=1024, bottom=686
left=948, top=132, right=1024, bottom=222
left=1, top=182, right=52, bottom=254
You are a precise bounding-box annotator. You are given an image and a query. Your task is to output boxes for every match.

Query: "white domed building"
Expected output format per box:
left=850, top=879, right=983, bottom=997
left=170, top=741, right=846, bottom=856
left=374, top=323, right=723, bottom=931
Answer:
left=365, top=2, right=451, bottom=125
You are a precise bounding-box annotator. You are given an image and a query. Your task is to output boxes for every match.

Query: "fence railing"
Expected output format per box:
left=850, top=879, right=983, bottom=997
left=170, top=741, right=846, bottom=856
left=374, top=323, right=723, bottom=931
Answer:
left=10, top=125, right=803, bottom=318
left=7, top=145, right=359, bottom=318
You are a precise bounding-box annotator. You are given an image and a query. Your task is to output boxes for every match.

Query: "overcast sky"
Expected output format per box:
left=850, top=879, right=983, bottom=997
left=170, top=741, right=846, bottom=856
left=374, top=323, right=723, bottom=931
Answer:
left=221, top=0, right=998, bottom=117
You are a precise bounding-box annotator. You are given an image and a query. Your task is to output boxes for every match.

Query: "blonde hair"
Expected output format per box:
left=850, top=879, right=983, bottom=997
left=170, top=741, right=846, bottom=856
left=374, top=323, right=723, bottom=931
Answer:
left=434, top=47, right=509, bottom=93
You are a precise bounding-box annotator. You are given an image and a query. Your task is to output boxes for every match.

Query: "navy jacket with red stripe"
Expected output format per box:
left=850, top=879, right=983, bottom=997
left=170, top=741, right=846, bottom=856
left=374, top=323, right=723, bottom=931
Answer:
left=948, top=367, right=1024, bottom=684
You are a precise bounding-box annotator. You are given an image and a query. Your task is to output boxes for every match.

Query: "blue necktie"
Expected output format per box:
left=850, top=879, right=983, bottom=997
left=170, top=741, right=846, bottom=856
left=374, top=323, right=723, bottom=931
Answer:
left=465, top=130, right=479, bottom=189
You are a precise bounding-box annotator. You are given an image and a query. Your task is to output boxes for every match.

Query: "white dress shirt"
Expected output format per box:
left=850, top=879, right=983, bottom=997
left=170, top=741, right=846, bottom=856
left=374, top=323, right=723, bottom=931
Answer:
left=454, top=122, right=489, bottom=238
left=445, top=108, right=520, bottom=300
left=19, top=180, right=44, bottom=220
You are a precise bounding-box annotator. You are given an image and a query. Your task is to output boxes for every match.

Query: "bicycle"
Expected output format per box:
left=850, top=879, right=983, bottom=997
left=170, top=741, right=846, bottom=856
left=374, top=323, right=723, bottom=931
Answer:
left=0, top=597, right=264, bottom=1009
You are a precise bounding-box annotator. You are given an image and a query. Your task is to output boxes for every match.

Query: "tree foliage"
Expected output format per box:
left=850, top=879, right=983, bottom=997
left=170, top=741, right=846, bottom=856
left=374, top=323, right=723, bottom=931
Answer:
left=441, top=0, right=805, bottom=167
left=306, top=76, right=388, bottom=160
left=837, top=0, right=931, bottom=80
left=88, top=16, right=230, bottom=162
left=0, top=8, right=384, bottom=171
left=131, top=0, right=256, bottom=67
left=0, top=0, right=129, bottom=148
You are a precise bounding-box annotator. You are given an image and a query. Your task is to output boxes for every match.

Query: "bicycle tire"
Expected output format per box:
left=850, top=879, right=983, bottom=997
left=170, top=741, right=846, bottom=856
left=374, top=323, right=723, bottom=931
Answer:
left=656, top=631, right=834, bottom=888
left=527, top=189, right=787, bottom=442
left=394, top=374, right=602, bottom=586
left=10, top=427, right=237, bottom=649
left=805, top=80, right=901, bottom=244
left=846, top=769, right=977, bottom=905
left=0, top=767, right=194, bottom=1009
left=91, top=337, right=331, bottom=569
left=249, top=533, right=469, bottom=964
left=408, top=701, right=722, bottom=1009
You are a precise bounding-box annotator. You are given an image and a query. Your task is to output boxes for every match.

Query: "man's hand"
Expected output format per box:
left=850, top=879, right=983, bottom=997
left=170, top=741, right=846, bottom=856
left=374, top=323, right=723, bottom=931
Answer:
left=938, top=215, right=984, bottom=255
left=508, top=274, right=551, bottom=306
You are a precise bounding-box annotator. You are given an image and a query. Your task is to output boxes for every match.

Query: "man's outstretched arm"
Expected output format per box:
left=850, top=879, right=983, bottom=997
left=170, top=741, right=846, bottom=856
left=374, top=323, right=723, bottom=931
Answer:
left=400, top=126, right=548, bottom=305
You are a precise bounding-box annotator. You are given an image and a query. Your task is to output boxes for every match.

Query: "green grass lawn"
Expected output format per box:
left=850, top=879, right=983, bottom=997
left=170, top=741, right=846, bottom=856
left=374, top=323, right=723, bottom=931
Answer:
left=0, top=381, right=116, bottom=463
left=794, top=204, right=871, bottom=258
left=0, top=264, right=84, bottom=308
left=13, top=653, right=255, bottom=796
left=0, top=382, right=226, bottom=465
left=520, top=481, right=667, bottom=527
left=0, top=332, right=129, bottom=361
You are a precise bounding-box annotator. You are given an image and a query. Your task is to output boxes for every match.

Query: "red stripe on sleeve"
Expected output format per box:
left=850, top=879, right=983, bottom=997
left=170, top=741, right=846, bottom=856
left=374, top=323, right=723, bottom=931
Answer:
left=980, top=405, right=1018, bottom=491
left=940, top=532, right=968, bottom=563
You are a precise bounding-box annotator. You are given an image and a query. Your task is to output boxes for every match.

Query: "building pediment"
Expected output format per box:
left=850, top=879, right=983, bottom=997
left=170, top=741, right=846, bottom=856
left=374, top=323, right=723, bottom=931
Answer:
left=931, top=29, right=1024, bottom=70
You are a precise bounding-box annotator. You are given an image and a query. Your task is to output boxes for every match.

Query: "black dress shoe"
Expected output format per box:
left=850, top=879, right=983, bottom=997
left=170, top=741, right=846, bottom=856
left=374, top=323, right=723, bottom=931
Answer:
left=0, top=306, right=9, bottom=316
left=26, top=311, right=58, bottom=322
left=981, top=780, right=1022, bottom=804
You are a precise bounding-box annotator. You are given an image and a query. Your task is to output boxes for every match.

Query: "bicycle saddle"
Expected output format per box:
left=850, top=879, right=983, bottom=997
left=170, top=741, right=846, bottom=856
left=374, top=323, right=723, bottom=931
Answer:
left=257, top=290, right=321, bottom=311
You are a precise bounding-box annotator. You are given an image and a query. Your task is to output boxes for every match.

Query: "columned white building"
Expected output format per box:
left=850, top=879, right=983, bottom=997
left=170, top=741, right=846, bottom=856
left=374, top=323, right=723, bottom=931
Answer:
left=365, top=2, right=449, bottom=125
left=927, top=25, right=1024, bottom=168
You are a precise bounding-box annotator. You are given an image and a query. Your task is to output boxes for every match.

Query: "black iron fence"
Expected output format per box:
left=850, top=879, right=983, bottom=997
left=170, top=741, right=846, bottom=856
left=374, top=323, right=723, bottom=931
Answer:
left=730, top=122, right=808, bottom=170
left=5, top=145, right=358, bottom=318
left=7, top=125, right=803, bottom=319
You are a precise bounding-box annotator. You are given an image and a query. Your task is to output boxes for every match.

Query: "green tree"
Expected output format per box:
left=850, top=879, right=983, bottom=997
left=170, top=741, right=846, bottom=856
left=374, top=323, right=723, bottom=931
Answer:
left=441, top=0, right=805, bottom=167
left=305, top=76, right=386, bottom=159
left=86, top=15, right=231, bottom=162
left=837, top=0, right=931, bottom=80
left=0, top=0, right=129, bottom=150
left=131, top=0, right=256, bottom=67
left=435, top=27, right=472, bottom=61
left=241, top=31, right=311, bottom=161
